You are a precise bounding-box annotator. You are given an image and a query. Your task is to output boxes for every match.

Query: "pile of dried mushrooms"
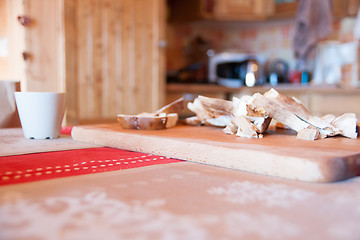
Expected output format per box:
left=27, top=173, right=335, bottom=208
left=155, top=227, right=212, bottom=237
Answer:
left=185, top=88, right=358, bottom=141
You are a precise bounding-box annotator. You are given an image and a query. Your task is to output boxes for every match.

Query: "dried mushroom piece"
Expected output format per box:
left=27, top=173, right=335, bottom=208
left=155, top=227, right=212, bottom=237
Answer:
left=225, top=95, right=272, bottom=138
left=320, top=114, right=336, bottom=124
left=249, top=92, right=309, bottom=132
left=233, top=116, right=259, bottom=138
left=250, top=116, right=272, bottom=134
left=183, top=116, right=202, bottom=126
left=223, top=121, right=238, bottom=135
left=263, top=88, right=338, bottom=137
left=187, top=98, right=212, bottom=123
left=117, top=113, right=178, bottom=130
left=206, top=115, right=233, bottom=127
left=250, top=89, right=357, bottom=140
left=263, top=89, right=311, bottom=122
left=198, top=95, right=233, bottom=116
left=187, top=95, right=233, bottom=127
left=331, top=113, right=358, bottom=139
left=117, top=97, right=185, bottom=130
left=296, top=126, right=320, bottom=141
left=155, top=97, right=185, bottom=115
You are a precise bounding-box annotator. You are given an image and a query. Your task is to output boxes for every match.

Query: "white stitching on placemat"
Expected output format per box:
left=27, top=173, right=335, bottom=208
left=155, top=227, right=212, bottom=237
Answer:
left=0, top=155, right=171, bottom=182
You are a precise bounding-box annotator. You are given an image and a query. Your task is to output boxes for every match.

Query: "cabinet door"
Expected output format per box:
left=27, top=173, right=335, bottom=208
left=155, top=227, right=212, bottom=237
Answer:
left=213, top=0, right=274, bottom=20
left=65, top=0, right=166, bottom=124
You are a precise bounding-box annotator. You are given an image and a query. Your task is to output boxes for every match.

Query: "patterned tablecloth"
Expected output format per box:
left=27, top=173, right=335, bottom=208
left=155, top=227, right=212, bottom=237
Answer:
left=1, top=128, right=360, bottom=240
left=0, top=127, right=97, bottom=157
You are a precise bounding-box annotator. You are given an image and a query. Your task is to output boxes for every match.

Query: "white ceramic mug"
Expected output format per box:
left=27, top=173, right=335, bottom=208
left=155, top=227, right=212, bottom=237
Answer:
left=14, top=92, right=66, bottom=139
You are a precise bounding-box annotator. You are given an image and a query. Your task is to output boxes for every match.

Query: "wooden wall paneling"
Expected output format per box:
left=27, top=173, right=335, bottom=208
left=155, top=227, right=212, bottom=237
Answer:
left=24, top=0, right=64, bottom=92
left=76, top=0, right=92, bottom=120
left=128, top=0, right=137, bottom=114
left=110, top=0, right=124, bottom=117
left=145, top=0, right=154, bottom=111
left=134, top=0, right=146, bottom=113
left=65, top=0, right=165, bottom=123
left=1, top=0, right=25, bottom=83
left=102, top=0, right=117, bottom=118
left=0, top=0, right=6, bottom=38
left=103, top=0, right=116, bottom=117
left=100, top=0, right=108, bottom=118
left=119, top=0, right=133, bottom=114
left=3, top=0, right=165, bottom=124
left=143, top=0, right=154, bottom=112
left=91, top=0, right=103, bottom=118
left=0, top=0, right=8, bottom=77
left=113, top=0, right=124, bottom=117
left=64, top=0, right=78, bottom=125
left=156, top=0, right=166, bottom=110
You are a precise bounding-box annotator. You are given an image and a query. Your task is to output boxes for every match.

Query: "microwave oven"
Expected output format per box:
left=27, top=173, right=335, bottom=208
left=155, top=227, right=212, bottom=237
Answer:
left=208, top=52, right=266, bottom=88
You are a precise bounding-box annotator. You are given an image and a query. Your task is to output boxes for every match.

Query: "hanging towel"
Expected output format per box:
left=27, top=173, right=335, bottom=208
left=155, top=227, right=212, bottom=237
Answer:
left=293, top=0, right=333, bottom=64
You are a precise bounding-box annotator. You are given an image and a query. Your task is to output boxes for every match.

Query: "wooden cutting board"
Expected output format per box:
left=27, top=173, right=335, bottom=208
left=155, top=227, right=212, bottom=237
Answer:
left=71, top=123, right=360, bottom=183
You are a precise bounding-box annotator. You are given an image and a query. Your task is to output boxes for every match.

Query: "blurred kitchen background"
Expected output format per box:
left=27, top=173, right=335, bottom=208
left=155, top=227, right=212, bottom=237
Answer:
left=1, top=0, right=360, bottom=125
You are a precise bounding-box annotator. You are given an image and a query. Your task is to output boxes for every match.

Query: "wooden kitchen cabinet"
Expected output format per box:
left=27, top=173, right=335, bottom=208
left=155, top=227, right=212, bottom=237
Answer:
left=272, top=0, right=350, bottom=20
left=168, top=0, right=355, bottom=22
left=168, top=0, right=287, bottom=22
left=212, top=0, right=275, bottom=20
left=271, top=0, right=298, bottom=19
left=2, top=0, right=166, bottom=125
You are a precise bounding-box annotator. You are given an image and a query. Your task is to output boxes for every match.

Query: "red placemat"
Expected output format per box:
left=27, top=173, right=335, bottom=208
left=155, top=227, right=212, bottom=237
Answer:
left=0, top=147, right=182, bottom=186
left=61, top=126, right=73, bottom=135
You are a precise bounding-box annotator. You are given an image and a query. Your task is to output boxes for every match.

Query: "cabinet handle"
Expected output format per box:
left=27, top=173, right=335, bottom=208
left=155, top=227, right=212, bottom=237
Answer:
left=17, top=16, right=31, bottom=27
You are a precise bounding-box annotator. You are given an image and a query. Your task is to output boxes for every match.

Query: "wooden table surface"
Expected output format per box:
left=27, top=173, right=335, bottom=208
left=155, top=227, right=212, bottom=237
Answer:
left=1, top=128, right=360, bottom=240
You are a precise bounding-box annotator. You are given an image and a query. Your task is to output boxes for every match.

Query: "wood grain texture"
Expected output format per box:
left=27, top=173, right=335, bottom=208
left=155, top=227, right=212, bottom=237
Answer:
left=72, top=124, right=360, bottom=183
left=213, top=0, right=274, bottom=20
left=0, top=0, right=8, bottom=76
left=64, top=0, right=78, bottom=125
left=0, top=0, right=6, bottom=38
left=61, top=0, right=166, bottom=124
left=23, top=0, right=64, bottom=92
left=0, top=0, right=26, bottom=82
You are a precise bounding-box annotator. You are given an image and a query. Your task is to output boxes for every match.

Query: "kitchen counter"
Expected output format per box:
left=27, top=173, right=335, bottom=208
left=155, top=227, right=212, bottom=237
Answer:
left=167, top=83, right=360, bottom=96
